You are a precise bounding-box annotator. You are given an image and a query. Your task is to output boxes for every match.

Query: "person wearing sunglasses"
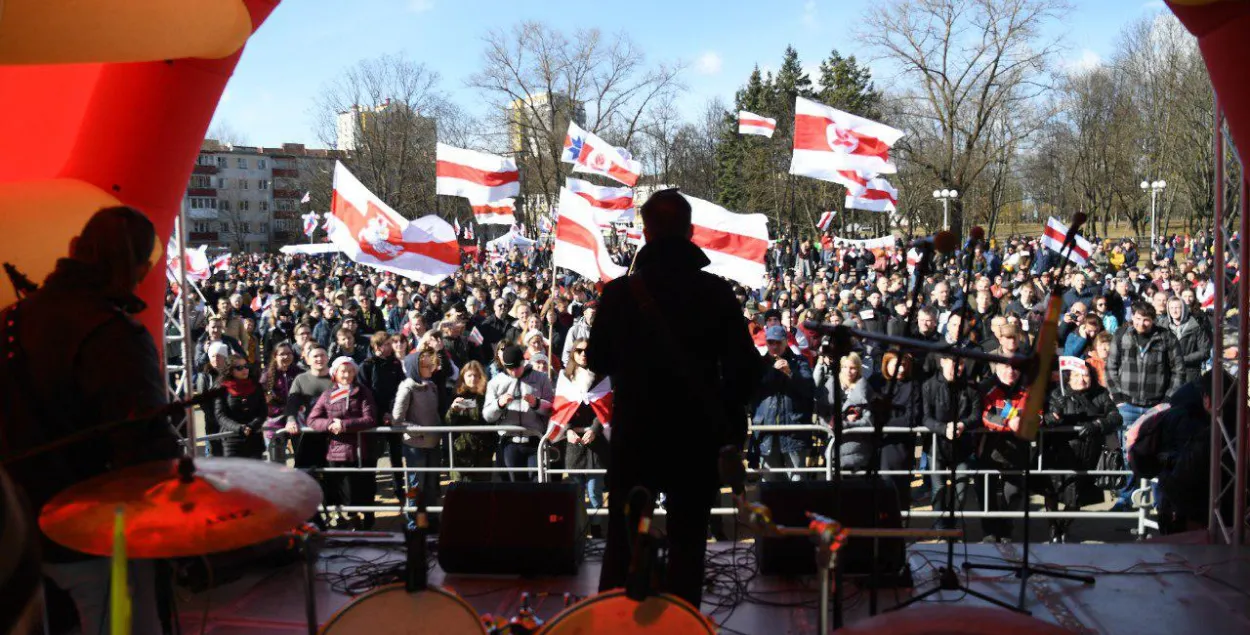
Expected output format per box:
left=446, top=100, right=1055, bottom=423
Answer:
left=214, top=354, right=267, bottom=459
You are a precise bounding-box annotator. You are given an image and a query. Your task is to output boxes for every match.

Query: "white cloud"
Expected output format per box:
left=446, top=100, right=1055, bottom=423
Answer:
left=696, top=51, right=723, bottom=75
left=802, top=0, right=818, bottom=30
left=408, top=0, right=434, bottom=13
left=1068, top=49, right=1102, bottom=72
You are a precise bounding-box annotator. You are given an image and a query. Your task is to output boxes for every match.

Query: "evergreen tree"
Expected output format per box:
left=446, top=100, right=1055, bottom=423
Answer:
left=816, top=50, right=881, bottom=120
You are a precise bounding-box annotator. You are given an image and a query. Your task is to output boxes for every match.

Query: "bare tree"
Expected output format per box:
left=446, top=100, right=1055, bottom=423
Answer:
left=468, top=21, right=683, bottom=225
left=206, top=121, right=248, bottom=147
left=860, top=0, right=1067, bottom=237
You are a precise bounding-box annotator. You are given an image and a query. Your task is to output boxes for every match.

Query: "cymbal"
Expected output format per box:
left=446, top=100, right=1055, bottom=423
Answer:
left=40, top=457, right=322, bottom=559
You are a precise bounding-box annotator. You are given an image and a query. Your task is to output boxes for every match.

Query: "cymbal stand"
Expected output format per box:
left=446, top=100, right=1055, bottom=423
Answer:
left=296, top=525, right=320, bottom=635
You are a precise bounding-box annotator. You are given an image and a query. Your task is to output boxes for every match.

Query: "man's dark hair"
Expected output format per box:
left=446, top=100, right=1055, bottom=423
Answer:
left=639, top=188, right=692, bottom=240
left=72, top=206, right=158, bottom=296
left=1131, top=301, right=1156, bottom=320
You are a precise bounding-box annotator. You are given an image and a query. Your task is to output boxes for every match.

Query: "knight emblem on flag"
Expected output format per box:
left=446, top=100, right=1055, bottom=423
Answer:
left=827, top=125, right=858, bottom=153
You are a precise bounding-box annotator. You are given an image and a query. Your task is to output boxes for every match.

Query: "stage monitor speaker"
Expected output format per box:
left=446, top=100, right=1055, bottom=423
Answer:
left=438, top=481, right=586, bottom=576
left=755, top=478, right=909, bottom=585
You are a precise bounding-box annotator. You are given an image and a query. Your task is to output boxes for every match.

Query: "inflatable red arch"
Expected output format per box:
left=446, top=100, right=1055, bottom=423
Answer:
left=0, top=0, right=1244, bottom=344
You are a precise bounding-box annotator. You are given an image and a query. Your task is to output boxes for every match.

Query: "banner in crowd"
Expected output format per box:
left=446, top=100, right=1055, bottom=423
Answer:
left=790, top=96, right=905, bottom=179
left=562, top=121, right=642, bottom=187
left=487, top=230, right=535, bottom=253
left=329, top=161, right=460, bottom=284
left=830, top=235, right=897, bottom=251
left=279, top=243, right=343, bottom=255
left=1041, top=217, right=1093, bottom=266
left=845, top=176, right=898, bottom=212
left=470, top=198, right=516, bottom=226
left=554, top=187, right=629, bottom=283
left=685, top=194, right=770, bottom=288
left=738, top=111, right=776, bottom=138
left=435, top=143, right=520, bottom=203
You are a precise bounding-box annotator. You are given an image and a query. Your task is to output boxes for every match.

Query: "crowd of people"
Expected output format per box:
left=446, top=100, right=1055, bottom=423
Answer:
left=172, top=226, right=1239, bottom=540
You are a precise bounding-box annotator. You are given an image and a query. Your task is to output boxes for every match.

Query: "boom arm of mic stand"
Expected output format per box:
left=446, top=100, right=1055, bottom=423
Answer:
left=802, top=322, right=1034, bottom=369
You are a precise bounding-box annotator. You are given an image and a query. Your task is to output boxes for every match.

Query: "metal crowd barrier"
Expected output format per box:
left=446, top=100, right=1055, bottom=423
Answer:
left=184, top=419, right=1153, bottom=533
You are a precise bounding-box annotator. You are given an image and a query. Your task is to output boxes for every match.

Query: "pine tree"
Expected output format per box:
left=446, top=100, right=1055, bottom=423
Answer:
left=816, top=50, right=881, bottom=120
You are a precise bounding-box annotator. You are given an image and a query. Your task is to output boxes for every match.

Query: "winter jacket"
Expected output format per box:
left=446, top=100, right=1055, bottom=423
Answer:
left=393, top=377, right=444, bottom=449
left=193, top=333, right=244, bottom=374
left=307, top=383, right=378, bottom=463
left=482, top=366, right=554, bottom=437
left=921, top=373, right=980, bottom=465
left=1164, top=308, right=1211, bottom=386
left=214, top=378, right=267, bottom=458
left=360, top=354, right=406, bottom=422
left=752, top=351, right=815, bottom=454
left=1043, top=385, right=1122, bottom=471
left=868, top=375, right=922, bottom=455
left=817, top=376, right=875, bottom=470
left=1106, top=324, right=1184, bottom=407
left=259, top=365, right=302, bottom=437
left=978, top=380, right=1033, bottom=469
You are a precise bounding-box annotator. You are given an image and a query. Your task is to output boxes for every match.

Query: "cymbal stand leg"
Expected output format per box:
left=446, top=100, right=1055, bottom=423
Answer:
left=302, top=531, right=319, bottom=635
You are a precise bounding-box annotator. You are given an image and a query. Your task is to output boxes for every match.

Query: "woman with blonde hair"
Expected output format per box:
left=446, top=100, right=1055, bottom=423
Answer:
left=447, top=360, right=495, bottom=482
left=816, top=351, right=876, bottom=470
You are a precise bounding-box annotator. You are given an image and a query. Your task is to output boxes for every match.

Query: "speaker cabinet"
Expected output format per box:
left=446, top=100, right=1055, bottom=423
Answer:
left=438, top=481, right=586, bottom=575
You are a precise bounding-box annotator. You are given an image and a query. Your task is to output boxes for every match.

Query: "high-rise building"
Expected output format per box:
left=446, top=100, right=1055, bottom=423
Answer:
left=185, top=141, right=345, bottom=252
left=336, top=98, right=435, bottom=151
left=507, top=92, right=586, bottom=157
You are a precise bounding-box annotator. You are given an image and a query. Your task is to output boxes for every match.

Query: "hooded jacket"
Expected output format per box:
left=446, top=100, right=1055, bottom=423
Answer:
left=1165, top=304, right=1210, bottom=385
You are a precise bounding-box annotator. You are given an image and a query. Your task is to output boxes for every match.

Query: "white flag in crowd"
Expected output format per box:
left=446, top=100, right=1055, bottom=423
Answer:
left=844, top=176, right=898, bottom=213
left=300, top=191, right=311, bottom=204
left=737, top=111, right=777, bottom=138
left=435, top=143, right=520, bottom=203
left=566, top=178, right=635, bottom=225
left=471, top=199, right=516, bottom=226
left=1198, top=281, right=1214, bottom=309
left=302, top=211, right=319, bottom=237
left=790, top=96, right=905, bottom=179
left=1041, top=217, right=1093, bottom=266
left=561, top=122, right=642, bottom=187
left=816, top=211, right=835, bottom=231
left=320, top=212, right=333, bottom=232
left=209, top=253, right=232, bottom=274
left=553, top=187, right=628, bottom=283
left=329, top=161, right=461, bottom=284
left=830, top=235, right=896, bottom=251
left=625, top=227, right=645, bottom=246
left=165, top=236, right=211, bottom=282
left=683, top=193, right=771, bottom=288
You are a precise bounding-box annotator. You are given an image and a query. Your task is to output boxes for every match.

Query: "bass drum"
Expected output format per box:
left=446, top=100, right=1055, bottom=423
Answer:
left=319, top=583, right=486, bottom=634
left=537, top=589, right=716, bottom=635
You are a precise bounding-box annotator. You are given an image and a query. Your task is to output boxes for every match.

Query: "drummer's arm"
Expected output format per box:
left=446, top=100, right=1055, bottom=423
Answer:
left=79, top=316, right=180, bottom=465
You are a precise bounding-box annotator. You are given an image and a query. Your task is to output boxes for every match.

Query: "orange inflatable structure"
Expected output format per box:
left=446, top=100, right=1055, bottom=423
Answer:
left=1168, top=1, right=1250, bottom=157
left=0, top=0, right=279, bottom=338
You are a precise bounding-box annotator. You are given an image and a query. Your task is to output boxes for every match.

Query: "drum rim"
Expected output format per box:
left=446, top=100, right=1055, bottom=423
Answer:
left=536, top=588, right=716, bottom=633
left=318, top=582, right=486, bottom=634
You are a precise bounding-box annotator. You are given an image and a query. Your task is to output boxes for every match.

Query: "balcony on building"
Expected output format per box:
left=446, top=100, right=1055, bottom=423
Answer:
left=187, top=188, right=217, bottom=197
left=271, top=168, right=299, bottom=178
left=192, top=164, right=219, bottom=175
left=189, top=232, right=218, bottom=242
left=273, top=189, right=301, bottom=200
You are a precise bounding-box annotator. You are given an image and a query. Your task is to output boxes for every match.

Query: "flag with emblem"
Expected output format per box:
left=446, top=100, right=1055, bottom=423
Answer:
left=562, top=122, right=641, bottom=187
left=545, top=375, right=613, bottom=441
left=329, top=161, right=460, bottom=284
left=790, top=96, right=905, bottom=179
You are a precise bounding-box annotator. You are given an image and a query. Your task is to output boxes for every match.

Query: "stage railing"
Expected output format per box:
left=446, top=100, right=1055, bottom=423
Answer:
left=189, top=421, right=1151, bottom=532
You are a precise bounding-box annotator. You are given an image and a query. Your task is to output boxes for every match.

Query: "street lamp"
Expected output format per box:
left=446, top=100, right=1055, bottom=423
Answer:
left=1140, top=179, right=1166, bottom=253
left=932, top=188, right=958, bottom=230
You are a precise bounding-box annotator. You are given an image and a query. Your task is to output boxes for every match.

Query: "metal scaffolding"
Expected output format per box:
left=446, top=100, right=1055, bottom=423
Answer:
left=163, top=205, right=199, bottom=442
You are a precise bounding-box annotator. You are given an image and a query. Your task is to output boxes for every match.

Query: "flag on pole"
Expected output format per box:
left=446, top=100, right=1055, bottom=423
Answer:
left=565, top=178, right=635, bottom=224
left=330, top=161, right=461, bottom=284
left=554, top=187, right=629, bottom=283
left=844, top=176, right=898, bottom=212
left=166, top=242, right=211, bottom=282
left=302, top=211, right=319, bottom=237
left=1059, top=356, right=1087, bottom=372
left=464, top=223, right=475, bottom=241
left=829, top=169, right=872, bottom=192
left=1041, top=217, right=1093, bottom=266
left=561, top=122, right=642, bottom=187
left=468, top=326, right=485, bottom=346
left=816, top=211, right=835, bottom=231
left=906, top=247, right=921, bottom=274
left=320, top=212, right=333, bottom=232
left=453, top=217, right=461, bottom=236
left=435, top=143, right=520, bottom=203
left=209, top=253, right=232, bottom=274
left=300, top=191, right=311, bottom=204
left=737, top=111, right=777, bottom=138
left=625, top=227, right=644, bottom=246
left=470, top=199, right=516, bottom=226
left=545, top=375, right=613, bottom=442
left=683, top=194, right=771, bottom=288
left=1197, top=281, right=1215, bottom=309
left=790, top=96, right=905, bottom=179
left=538, top=215, right=554, bottom=236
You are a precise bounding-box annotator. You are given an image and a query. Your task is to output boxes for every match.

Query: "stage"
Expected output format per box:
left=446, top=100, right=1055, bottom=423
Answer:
left=174, top=539, right=1250, bottom=634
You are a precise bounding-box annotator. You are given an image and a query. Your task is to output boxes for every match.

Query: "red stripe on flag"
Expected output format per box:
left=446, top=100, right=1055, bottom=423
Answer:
left=333, top=193, right=461, bottom=266
left=741, top=117, right=775, bottom=130
left=858, top=189, right=896, bottom=202
left=555, top=216, right=602, bottom=254
left=574, top=191, right=633, bottom=210
left=435, top=161, right=519, bottom=187
left=691, top=225, right=768, bottom=263
left=1043, top=224, right=1090, bottom=261
left=793, top=114, right=891, bottom=161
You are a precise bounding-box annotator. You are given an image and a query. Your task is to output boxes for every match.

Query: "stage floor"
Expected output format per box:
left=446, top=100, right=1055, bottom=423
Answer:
left=176, top=540, right=1250, bottom=634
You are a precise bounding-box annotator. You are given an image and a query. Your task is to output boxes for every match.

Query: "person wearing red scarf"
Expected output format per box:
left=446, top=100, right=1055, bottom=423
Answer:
left=214, top=354, right=267, bottom=459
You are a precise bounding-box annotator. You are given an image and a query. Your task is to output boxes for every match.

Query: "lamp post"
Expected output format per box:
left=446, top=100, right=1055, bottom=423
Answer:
left=1140, top=179, right=1166, bottom=254
left=932, top=188, right=958, bottom=231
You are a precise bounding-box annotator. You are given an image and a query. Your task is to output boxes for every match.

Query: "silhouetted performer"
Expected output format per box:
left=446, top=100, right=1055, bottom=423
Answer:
left=589, top=189, right=760, bottom=609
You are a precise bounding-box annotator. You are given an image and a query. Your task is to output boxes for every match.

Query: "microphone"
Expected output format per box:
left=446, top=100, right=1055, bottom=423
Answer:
left=405, top=486, right=428, bottom=592
left=625, top=486, right=656, bottom=601
left=964, top=226, right=986, bottom=252
left=910, top=230, right=959, bottom=255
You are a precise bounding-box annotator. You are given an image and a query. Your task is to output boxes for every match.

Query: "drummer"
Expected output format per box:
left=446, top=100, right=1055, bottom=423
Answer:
left=0, top=207, right=180, bottom=635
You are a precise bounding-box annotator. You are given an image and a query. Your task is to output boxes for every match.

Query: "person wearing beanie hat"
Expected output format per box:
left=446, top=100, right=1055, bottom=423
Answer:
left=0, top=206, right=178, bottom=635
left=308, top=352, right=379, bottom=529
left=484, top=345, right=554, bottom=481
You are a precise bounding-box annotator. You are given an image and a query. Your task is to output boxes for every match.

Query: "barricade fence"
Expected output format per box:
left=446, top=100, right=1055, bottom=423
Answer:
left=182, top=421, right=1153, bottom=534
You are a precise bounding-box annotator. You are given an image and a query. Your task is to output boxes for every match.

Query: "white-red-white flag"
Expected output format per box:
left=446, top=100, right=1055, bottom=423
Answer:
left=320, top=212, right=333, bottom=232
left=562, top=122, right=641, bottom=187
left=554, top=187, right=628, bottom=283
left=844, top=176, right=898, bottom=213
left=683, top=194, right=771, bottom=288
left=464, top=223, right=475, bottom=242
left=467, top=326, right=484, bottom=346
left=300, top=191, right=311, bottom=204
left=1059, top=356, right=1087, bottom=372
left=545, top=375, right=613, bottom=442
left=1041, top=217, right=1093, bottom=266
left=166, top=241, right=211, bottom=282
left=453, top=217, right=461, bottom=235
left=329, top=385, right=350, bottom=404
left=329, top=161, right=461, bottom=285
left=1197, top=281, right=1215, bottom=309
left=435, top=143, right=520, bottom=203
left=209, top=253, right=232, bottom=274
left=625, top=227, right=644, bottom=246
left=738, top=111, right=777, bottom=138
left=302, top=211, right=319, bottom=237
left=817, top=211, right=835, bottom=231
left=565, top=178, right=635, bottom=224
left=906, top=248, right=921, bottom=274
left=790, top=96, right=905, bottom=179
left=470, top=199, right=516, bottom=226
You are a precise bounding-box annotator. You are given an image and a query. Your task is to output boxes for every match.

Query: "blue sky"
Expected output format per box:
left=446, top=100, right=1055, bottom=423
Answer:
left=213, top=0, right=1173, bottom=147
